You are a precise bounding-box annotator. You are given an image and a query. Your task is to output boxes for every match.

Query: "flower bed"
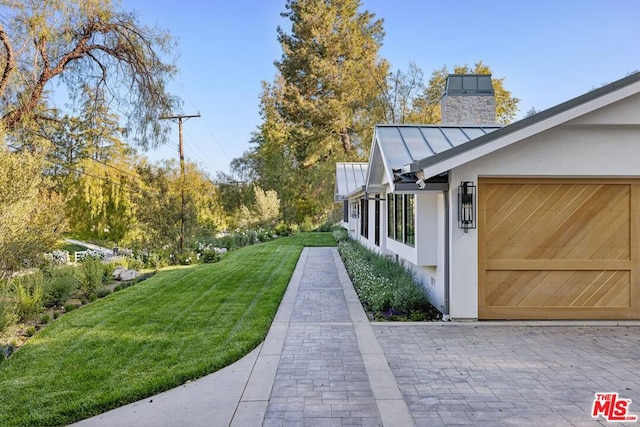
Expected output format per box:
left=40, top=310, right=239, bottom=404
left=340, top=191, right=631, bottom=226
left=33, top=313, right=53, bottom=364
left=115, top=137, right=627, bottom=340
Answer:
left=334, top=229, right=441, bottom=321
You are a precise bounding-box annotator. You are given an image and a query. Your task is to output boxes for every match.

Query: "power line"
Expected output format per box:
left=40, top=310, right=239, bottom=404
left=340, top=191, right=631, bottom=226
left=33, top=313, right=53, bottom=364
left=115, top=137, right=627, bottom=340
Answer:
left=42, top=157, right=141, bottom=193
left=16, top=122, right=143, bottom=186
left=183, top=127, right=221, bottom=172
left=176, top=77, right=232, bottom=164
left=80, top=155, right=141, bottom=181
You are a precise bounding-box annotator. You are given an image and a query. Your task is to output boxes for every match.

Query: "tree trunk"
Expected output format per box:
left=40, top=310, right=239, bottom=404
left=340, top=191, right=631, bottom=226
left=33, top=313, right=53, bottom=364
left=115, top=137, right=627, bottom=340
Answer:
left=340, top=129, right=351, bottom=152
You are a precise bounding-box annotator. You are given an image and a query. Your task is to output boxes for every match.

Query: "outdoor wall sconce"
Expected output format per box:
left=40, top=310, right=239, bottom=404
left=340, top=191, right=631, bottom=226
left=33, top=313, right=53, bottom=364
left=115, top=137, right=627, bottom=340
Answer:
left=458, top=181, right=476, bottom=232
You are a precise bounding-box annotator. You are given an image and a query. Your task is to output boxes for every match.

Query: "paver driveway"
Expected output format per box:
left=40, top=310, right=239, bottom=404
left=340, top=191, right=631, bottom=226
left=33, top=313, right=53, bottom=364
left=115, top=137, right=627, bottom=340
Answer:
left=374, top=323, right=640, bottom=426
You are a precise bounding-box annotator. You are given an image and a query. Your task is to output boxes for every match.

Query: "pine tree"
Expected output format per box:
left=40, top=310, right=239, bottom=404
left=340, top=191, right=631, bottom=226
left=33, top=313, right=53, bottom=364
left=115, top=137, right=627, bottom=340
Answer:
left=240, top=0, right=388, bottom=223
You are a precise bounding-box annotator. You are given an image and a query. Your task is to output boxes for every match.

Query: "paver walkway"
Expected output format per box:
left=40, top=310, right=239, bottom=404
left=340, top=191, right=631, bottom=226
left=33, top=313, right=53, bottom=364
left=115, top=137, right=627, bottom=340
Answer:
left=232, top=247, right=413, bottom=426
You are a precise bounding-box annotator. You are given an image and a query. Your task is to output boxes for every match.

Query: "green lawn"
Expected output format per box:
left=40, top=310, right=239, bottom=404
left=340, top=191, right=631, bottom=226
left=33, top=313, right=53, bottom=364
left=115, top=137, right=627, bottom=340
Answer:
left=57, top=241, right=90, bottom=253
left=0, top=233, right=335, bottom=426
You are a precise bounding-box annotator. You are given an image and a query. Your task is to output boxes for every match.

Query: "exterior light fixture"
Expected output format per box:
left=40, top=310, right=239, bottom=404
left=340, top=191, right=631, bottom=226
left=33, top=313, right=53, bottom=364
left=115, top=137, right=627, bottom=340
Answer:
left=458, top=181, right=476, bottom=232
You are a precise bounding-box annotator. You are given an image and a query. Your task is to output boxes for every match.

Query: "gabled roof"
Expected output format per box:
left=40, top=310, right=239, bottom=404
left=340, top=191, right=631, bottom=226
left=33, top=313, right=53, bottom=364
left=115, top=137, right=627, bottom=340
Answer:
left=335, top=162, right=367, bottom=201
left=401, top=71, right=640, bottom=179
left=366, top=124, right=501, bottom=192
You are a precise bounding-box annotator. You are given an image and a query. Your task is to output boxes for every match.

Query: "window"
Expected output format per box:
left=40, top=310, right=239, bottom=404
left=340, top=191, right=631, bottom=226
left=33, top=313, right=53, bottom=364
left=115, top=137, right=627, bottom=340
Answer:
left=350, top=201, right=359, bottom=218
left=360, top=198, right=369, bottom=238
left=387, top=193, right=394, bottom=239
left=395, top=194, right=403, bottom=242
left=343, top=200, right=348, bottom=222
left=404, top=194, right=415, bottom=247
left=386, top=193, right=415, bottom=247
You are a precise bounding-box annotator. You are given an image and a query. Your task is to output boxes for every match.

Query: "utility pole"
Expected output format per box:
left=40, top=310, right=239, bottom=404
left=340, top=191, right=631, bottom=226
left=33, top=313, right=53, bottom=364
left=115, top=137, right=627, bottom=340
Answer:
left=159, top=113, right=200, bottom=251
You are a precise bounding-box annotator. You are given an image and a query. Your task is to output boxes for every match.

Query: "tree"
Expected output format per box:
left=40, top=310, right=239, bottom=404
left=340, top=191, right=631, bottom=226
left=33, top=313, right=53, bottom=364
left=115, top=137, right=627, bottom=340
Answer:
left=237, top=0, right=388, bottom=224
left=0, top=148, right=65, bottom=281
left=125, top=159, right=181, bottom=257
left=215, top=169, right=257, bottom=229
left=184, top=164, right=226, bottom=236
left=34, top=88, right=140, bottom=242
left=377, top=62, right=425, bottom=124
left=65, top=156, right=137, bottom=242
left=125, top=159, right=224, bottom=260
left=525, top=107, right=539, bottom=117
left=0, top=0, right=178, bottom=149
left=276, top=0, right=388, bottom=162
left=253, top=186, right=281, bottom=228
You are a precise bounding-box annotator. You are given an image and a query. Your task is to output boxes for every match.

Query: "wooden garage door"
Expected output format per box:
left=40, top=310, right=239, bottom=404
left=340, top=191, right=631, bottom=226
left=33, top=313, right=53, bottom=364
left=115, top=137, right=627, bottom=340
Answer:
left=478, top=178, right=640, bottom=320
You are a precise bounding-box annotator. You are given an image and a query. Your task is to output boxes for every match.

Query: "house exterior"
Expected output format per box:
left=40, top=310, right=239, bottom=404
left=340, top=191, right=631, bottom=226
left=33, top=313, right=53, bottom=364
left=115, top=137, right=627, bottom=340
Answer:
left=337, top=72, right=640, bottom=320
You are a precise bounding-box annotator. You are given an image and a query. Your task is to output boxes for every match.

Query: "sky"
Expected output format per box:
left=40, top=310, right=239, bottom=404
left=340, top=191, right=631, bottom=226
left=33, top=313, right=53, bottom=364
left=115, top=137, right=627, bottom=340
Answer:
left=120, top=0, right=640, bottom=177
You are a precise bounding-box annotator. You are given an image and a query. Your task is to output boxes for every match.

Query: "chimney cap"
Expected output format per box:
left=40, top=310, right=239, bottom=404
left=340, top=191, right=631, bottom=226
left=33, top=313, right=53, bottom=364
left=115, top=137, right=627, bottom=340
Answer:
left=444, top=74, right=494, bottom=96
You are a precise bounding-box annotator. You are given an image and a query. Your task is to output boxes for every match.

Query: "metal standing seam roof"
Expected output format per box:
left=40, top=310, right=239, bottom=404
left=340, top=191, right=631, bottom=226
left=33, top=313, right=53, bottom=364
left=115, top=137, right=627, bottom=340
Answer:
left=335, top=162, right=368, bottom=201
left=375, top=124, right=503, bottom=172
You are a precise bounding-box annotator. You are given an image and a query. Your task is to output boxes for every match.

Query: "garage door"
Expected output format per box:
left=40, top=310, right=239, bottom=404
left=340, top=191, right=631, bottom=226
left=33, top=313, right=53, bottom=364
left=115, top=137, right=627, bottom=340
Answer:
left=478, top=178, right=640, bottom=320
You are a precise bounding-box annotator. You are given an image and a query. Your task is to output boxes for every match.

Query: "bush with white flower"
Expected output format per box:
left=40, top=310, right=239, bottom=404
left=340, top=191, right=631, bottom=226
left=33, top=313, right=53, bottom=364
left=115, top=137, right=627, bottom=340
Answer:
left=337, top=233, right=441, bottom=321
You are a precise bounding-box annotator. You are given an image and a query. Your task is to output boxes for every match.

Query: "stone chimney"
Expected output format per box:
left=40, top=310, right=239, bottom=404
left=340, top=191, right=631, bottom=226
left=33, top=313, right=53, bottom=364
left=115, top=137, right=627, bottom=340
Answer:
left=440, top=74, right=496, bottom=125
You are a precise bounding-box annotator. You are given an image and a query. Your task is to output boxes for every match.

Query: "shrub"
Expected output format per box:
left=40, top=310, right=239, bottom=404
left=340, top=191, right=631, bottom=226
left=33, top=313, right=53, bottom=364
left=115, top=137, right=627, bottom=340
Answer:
left=315, top=222, right=334, bottom=232
left=25, top=326, right=36, bottom=337
left=177, top=251, right=198, bottom=265
left=43, top=266, right=77, bottom=307
left=0, top=342, right=15, bottom=361
left=96, top=287, right=111, bottom=298
left=40, top=314, right=51, bottom=324
left=337, top=237, right=440, bottom=321
left=337, top=241, right=393, bottom=312
left=13, top=272, right=45, bottom=322
left=123, top=256, right=145, bottom=271
left=113, top=285, right=122, bottom=292
left=44, top=250, right=70, bottom=265
left=230, top=233, right=246, bottom=249
left=77, top=258, right=105, bottom=297
left=63, top=303, right=77, bottom=313
left=274, top=222, right=292, bottom=236
left=88, top=293, right=97, bottom=303
left=102, top=263, right=116, bottom=284
left=200, top=250, right=220, bottom=264
left=216, top=234, right=235, bottom=250
left=392, top=280, right=430, bottom=316
left=83, top=250, right=105, bottom=260
left=299, top=219, right=315, bottom=232
left=332, top=228, right=348, bottom=243
left=0, top=296, right=17, bottom=334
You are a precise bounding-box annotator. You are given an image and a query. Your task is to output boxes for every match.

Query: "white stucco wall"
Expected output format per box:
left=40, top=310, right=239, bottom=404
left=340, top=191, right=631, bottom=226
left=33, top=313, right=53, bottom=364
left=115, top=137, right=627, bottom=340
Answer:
left=449, top=123, right=640, bottom=319
left=410, top=192, right=447, bottom=314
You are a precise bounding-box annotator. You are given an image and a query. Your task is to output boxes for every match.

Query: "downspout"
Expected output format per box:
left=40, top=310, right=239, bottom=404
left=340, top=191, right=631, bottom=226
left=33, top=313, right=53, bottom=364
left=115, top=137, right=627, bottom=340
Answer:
left=443, top=188, right=451, bottom=321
